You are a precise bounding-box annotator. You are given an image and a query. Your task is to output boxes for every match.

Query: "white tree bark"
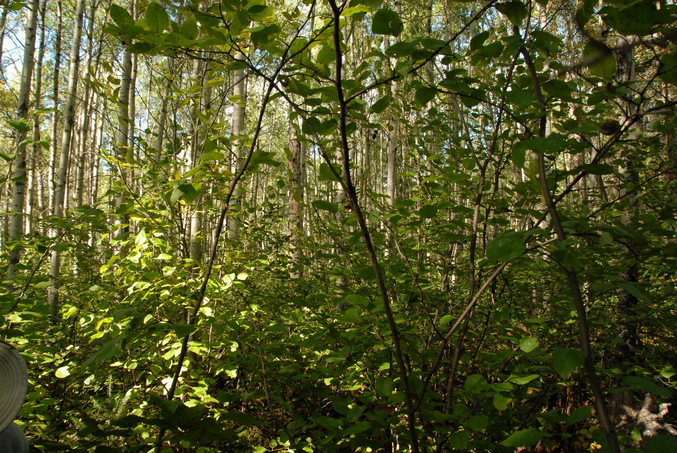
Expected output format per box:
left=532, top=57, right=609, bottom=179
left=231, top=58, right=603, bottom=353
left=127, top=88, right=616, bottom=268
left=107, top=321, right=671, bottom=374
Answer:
left=7, top=0, right=39, bottom=284
left=228, top=51, right=247, bottom=238
left=48, top=0, right=86, bottom=319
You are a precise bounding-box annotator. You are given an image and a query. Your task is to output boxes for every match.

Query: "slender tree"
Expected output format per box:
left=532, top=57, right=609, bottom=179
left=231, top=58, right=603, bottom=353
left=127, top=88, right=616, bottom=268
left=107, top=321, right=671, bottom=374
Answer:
left=6, top=0, right=39, bottom=284
left=47, top=0, right=86, bottom=320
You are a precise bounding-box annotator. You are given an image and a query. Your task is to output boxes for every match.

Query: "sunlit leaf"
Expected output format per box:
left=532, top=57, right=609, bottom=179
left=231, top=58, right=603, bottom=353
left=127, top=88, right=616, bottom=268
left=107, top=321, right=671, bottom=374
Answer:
left=145, top=2, right=170, bottom=33
left=501, top=428, right=545, bottom=447
left=110, top=3, right=135, bottom=29
left=519, top=337, right=539, bottom=353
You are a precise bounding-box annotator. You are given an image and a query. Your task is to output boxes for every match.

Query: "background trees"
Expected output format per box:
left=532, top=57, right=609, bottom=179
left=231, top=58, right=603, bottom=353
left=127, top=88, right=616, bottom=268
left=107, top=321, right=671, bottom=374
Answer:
left=1, top=0, right=676, bottom=451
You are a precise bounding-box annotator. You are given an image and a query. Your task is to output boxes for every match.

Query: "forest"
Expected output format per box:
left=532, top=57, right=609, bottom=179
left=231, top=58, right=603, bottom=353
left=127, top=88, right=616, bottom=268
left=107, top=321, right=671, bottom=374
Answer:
left=1, top=0, right=676, bottom=451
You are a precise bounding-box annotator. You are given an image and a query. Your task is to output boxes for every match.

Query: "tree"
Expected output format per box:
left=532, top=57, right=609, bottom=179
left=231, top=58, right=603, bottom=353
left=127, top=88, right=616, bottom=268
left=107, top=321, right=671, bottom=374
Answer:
left=2, top=1, right=676, bottom=451
left=6, top=0, right=39, bottom=284
left=47, top=0, right=86, bottom=320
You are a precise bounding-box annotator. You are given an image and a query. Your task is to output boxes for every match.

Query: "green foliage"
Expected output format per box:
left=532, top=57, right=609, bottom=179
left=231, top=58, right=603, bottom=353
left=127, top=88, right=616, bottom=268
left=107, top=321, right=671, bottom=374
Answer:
left=4, top=0, right=677, bottom=451
left=371, top=8, right=404, bottom=37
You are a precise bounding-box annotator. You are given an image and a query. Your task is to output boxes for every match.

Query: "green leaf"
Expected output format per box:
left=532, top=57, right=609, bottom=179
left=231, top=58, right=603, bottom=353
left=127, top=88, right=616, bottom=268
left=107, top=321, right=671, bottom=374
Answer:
left=312, top=200, right=339, bottom=213
left=55, top=366, right=71, bottom=378
left=658, top=53, right=677, bottom=86
left=465, top=374, right=489, bottom=394
left=580, top=164, right=615, bottom=175
left=530, top=30, right=562, bottom=56
left=173, top=324, right=195, bottom=338
left=250, top=24, right=281, bottom=47
left=249, top=150, right=281, bottom=168
left=370, top=94, right=391, bottom=114
left=339, top=307, right=361, bottom=323
left=372, top=8, right=403, bottom=36
left=135, top=229, right=147, bottom=247
left=616, top=281, right=650, bottom=302
left=464, top=414, right=489, bottom=431
left=511, top=147, right=526, bottom=168
left=508, top=374, right=539, bottom=385
left=645, top=435, right=677, bottom=453
left=495, top=1, right=528, bottom=26
left=342, top=5, right=371, bottom=17
left=439, top=314, right=454, bottom=327
left=519, top=337, right=539, bottom=353
left=602, top=0, right=661, bottom=36
left=248, top=5, right=273, bottom=20
left=170, top=183, right=200, bottom=205
left=386, top=40, right=418, bottom=58
left=415, top=86, right=437, bottom=108
left=517, top=134, right=566, bottom=154
left=375, top=377, right=394, bottom=397
left=501, top=428, right=545, bottom=447
left=486, top=230, right=526, bottom=262
left=145, top=2, right=170, bottom=33
left=470, top=31, right=489, bottom=51
left=6, top=2, right=27, bottom=11
left=344, top=420, right=371, bottom=435
left=552, top=348, right=584, bottom=379
left=318, top=162, right=341, bottom=182
left=128, top=42, right=154, bottom=53
left=584, top=42, right=616, bottom=79
left=7, top=118, right=31, bottom=132
left=316, top=45, right=336, bottom=65
left=110, top=3, right=135, bottom=29
left=566, top=405, right=593, bottom=425
left=180, top=18, right=199, bottom=40
left=621, top=376, right=671, bottom=398
left=450, top=430, right=470, bottom=449
left=200, top=152, right=225, bottom=161
left=418, top=204, right=438, bottom=218
left=493, top=393, right=513, bottom=410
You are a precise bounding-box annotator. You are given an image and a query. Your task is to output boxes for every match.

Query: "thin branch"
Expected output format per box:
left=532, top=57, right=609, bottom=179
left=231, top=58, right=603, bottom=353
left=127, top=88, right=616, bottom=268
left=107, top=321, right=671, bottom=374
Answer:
left=519, top=31, right=621, bottom=453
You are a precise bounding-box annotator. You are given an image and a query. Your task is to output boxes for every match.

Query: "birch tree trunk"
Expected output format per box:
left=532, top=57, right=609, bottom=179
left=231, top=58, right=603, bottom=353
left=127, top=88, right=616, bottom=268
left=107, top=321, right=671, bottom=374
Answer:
left=48, top=1, right=63, bottom=216
left=113, top=10, right=135, bottom=240
left=189, top=57, right=210, bottom=264
left=27, top=0, right=47, bottom=235
left=386, top=0, right=402, bottom=205
left=0, top=2, right=10, bottom=75
left=7, top=0, right=39, bottom=284
left=615, top=37, right=641, bottom=361
left=288, top=117, right=305, bottom=278
left=47, top=0, right=86, bottom=320
left=74, top=2, right=99, bottom=209
left=228, top=51, right=247, bottom=238
left=154, top=59, right=174, bottom=163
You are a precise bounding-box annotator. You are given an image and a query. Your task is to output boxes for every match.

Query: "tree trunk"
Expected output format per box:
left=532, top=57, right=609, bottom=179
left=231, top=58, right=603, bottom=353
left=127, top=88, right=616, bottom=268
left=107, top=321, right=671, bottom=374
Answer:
left=154, top=59, right=174, bottom=163
left=47, top=0, right=86, bottom=321
left=113, top=9, right=135, bottom=240
left=48, top=0, right=63, bottom=216
left=74, top=1, right=98, bottom=209
left=228, top=51, right=247, bottom=238
left=615, top=37, right=641, bottom=361
left=0, top=2, right=10, bottom=76
left=288, top=116, right=305, bottom=278
left=7, top=0, right=39, bottom=285
left=27, top=0, right=47, bottom=235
